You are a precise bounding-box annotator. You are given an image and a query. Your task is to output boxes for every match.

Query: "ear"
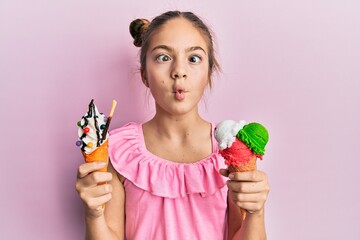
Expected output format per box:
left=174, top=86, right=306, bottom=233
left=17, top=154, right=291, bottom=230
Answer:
left=141, top=71, right=149, bottom=87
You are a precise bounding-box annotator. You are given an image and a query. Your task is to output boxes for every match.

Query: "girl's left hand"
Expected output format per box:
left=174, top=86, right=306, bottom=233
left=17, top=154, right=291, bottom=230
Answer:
left=220, top=169, right=270, bottom=215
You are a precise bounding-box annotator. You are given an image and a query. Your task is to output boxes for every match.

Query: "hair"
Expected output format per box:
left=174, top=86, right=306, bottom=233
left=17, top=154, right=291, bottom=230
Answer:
left=129, top=11, right=220, bottom=87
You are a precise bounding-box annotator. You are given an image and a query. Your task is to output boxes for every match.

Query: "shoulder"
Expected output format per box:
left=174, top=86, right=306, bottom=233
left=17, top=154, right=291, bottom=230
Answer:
left=108, top=122, right=142, bottom=167
left=109, top=122, right=140, bottom=140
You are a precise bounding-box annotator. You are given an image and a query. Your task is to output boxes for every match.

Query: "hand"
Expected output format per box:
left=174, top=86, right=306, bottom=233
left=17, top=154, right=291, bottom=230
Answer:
left=220, top=169, right=270, bottom=215
left=75, top=162, right=113, bottom=218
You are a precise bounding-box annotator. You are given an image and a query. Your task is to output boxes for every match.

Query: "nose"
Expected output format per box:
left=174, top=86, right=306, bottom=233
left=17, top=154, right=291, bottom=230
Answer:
left=171, top=60, right=187, bottom=80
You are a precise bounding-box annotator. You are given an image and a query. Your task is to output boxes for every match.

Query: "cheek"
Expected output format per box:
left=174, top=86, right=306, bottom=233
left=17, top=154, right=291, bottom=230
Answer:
left=197, top=68, right=210, bottom=86
left=146, top=63, right=168, bottom=80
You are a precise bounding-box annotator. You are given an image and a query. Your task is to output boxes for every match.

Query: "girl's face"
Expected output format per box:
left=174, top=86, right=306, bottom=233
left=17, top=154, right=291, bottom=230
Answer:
left=144, top=18, right=210, bottom=117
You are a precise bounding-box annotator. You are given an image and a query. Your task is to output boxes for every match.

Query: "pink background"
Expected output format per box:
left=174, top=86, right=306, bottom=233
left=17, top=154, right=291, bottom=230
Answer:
left=1, top=1, right=359, bottom=239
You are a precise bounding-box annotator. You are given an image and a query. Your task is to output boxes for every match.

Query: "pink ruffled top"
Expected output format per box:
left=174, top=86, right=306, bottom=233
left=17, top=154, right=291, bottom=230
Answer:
left=109, top=122, right=228, bottom=240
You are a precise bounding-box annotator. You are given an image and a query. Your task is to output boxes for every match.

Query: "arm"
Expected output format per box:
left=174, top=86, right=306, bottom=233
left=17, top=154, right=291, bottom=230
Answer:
left=229, top=200, right=266, bottom=240
left=76, top=161, right=125, bottom=240
left=227, top=192, right=243, bottom=239
left=221, top=169, right=269, bottom=240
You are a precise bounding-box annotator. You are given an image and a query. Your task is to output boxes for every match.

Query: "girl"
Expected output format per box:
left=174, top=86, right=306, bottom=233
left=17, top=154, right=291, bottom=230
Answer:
left=76, top=11, right=270, bottom=240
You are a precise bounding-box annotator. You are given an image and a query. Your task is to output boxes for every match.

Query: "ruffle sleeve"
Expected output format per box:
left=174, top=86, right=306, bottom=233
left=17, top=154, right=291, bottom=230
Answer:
left=108, top=122, right=227, bottom=199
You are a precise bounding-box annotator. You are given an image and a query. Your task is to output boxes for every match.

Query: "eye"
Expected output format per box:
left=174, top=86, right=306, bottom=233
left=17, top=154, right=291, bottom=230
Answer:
left=156, top=54, right=171, bottom=62
left=189, top=55, right=202, bottom=63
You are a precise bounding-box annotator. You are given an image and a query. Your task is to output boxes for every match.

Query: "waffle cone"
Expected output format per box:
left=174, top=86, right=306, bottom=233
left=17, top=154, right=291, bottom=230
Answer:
left=227, top=156, right=257, bottom=173
left=82, top=140, right=108, bottom=172
left=227, top=156, right=257, bottom=221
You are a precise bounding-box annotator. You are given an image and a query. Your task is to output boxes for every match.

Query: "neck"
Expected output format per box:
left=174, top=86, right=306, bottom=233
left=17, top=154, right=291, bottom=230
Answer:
left=147, top=106, right=208, bottom=139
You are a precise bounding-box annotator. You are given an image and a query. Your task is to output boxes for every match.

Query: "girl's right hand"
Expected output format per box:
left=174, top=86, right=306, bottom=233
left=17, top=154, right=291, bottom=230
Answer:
left=75, top=161, right=113, bottom=218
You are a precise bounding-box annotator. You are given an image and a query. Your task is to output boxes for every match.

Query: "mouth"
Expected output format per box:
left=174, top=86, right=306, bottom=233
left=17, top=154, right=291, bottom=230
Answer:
left=173, top=88, right=187, bottom=101
left=174, top=89, right=184, bottom=94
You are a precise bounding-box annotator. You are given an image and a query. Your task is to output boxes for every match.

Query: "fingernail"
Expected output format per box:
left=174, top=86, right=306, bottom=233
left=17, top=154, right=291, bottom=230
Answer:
left=228, top=173, right=234, bottom=179
left=98, top=162, right=106, bottom=166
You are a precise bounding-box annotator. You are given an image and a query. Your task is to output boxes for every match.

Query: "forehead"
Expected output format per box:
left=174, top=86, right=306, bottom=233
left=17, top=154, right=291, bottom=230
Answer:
left=148, top=18, right=208, bottom=51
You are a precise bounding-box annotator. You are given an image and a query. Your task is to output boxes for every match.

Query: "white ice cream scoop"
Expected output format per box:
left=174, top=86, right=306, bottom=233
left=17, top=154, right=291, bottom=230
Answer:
left=215, top=120, right=247, bottom=150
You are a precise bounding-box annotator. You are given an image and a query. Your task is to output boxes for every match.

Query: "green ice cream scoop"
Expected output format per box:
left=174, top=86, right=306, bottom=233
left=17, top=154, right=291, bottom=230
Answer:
left=236, top=122, right=269, bottom=155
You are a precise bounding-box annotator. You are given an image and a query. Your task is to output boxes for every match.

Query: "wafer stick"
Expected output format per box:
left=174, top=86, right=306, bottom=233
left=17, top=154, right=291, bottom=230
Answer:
left=101, top=100, right=117, bottom=139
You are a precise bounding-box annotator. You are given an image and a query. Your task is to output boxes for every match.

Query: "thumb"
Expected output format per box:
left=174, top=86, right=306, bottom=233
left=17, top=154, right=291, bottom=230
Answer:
left=219, top=168, right=229, bottom=177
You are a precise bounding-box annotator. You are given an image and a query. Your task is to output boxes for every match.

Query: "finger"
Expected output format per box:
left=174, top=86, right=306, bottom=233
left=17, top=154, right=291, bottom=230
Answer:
left=78, top=184, right=112, bottom=201
left=77, top=162, right=107, bottom=179
left=230, top=192, right=262, bottom=203
left=228, top=170, right=266, bottom=182
left=219, top=168, right=229, bottom=177
left=84, top=183, right=113, bottom=198
left=227, top=180, right=267, bottom=193
left=234, top=201, right=263, bottom=213
left=85, top=193, right=112, bottom=210
left=76, top=172, right=113, bottom=191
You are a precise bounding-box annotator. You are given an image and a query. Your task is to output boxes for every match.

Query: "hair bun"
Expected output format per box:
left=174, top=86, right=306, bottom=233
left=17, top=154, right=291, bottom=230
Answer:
left=129, top=18, right=150, bottom=47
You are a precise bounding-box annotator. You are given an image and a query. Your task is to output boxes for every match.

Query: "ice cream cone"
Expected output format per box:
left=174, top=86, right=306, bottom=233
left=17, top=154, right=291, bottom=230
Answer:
left=82, top=140, right=109, bottom=172
left=77, top=100, right=117, bottom=209
left=215, top=120, right=269, bottom=221
left=228, top=156, right=257, bottom=173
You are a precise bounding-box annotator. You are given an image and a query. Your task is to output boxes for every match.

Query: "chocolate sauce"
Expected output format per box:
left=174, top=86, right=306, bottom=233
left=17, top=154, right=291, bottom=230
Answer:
left=80, top=99, right=105, bottom=152
left=101, top=116, right=111, bottom=140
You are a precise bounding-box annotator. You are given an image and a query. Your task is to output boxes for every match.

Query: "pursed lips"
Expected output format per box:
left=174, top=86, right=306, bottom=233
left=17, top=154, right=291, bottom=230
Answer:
left=173, top=87, right=188, bottom=100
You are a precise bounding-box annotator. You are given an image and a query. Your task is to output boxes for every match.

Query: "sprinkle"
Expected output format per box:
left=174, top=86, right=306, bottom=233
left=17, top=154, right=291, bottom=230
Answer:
left=100, top=124, right=106, bottom=130
left=75, top=141, right=82, bottom=147
left=83, top=127, right=90, bottom=133
left=87, top=142, right=93, bottom=148
left=77, top=121, right=81, bottom=127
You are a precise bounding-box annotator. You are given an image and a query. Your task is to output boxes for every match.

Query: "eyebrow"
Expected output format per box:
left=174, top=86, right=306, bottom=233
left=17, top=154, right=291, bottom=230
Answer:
left=151, top=45, right=207, bottom=55
left=188, top=46, right=207, bottom=55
